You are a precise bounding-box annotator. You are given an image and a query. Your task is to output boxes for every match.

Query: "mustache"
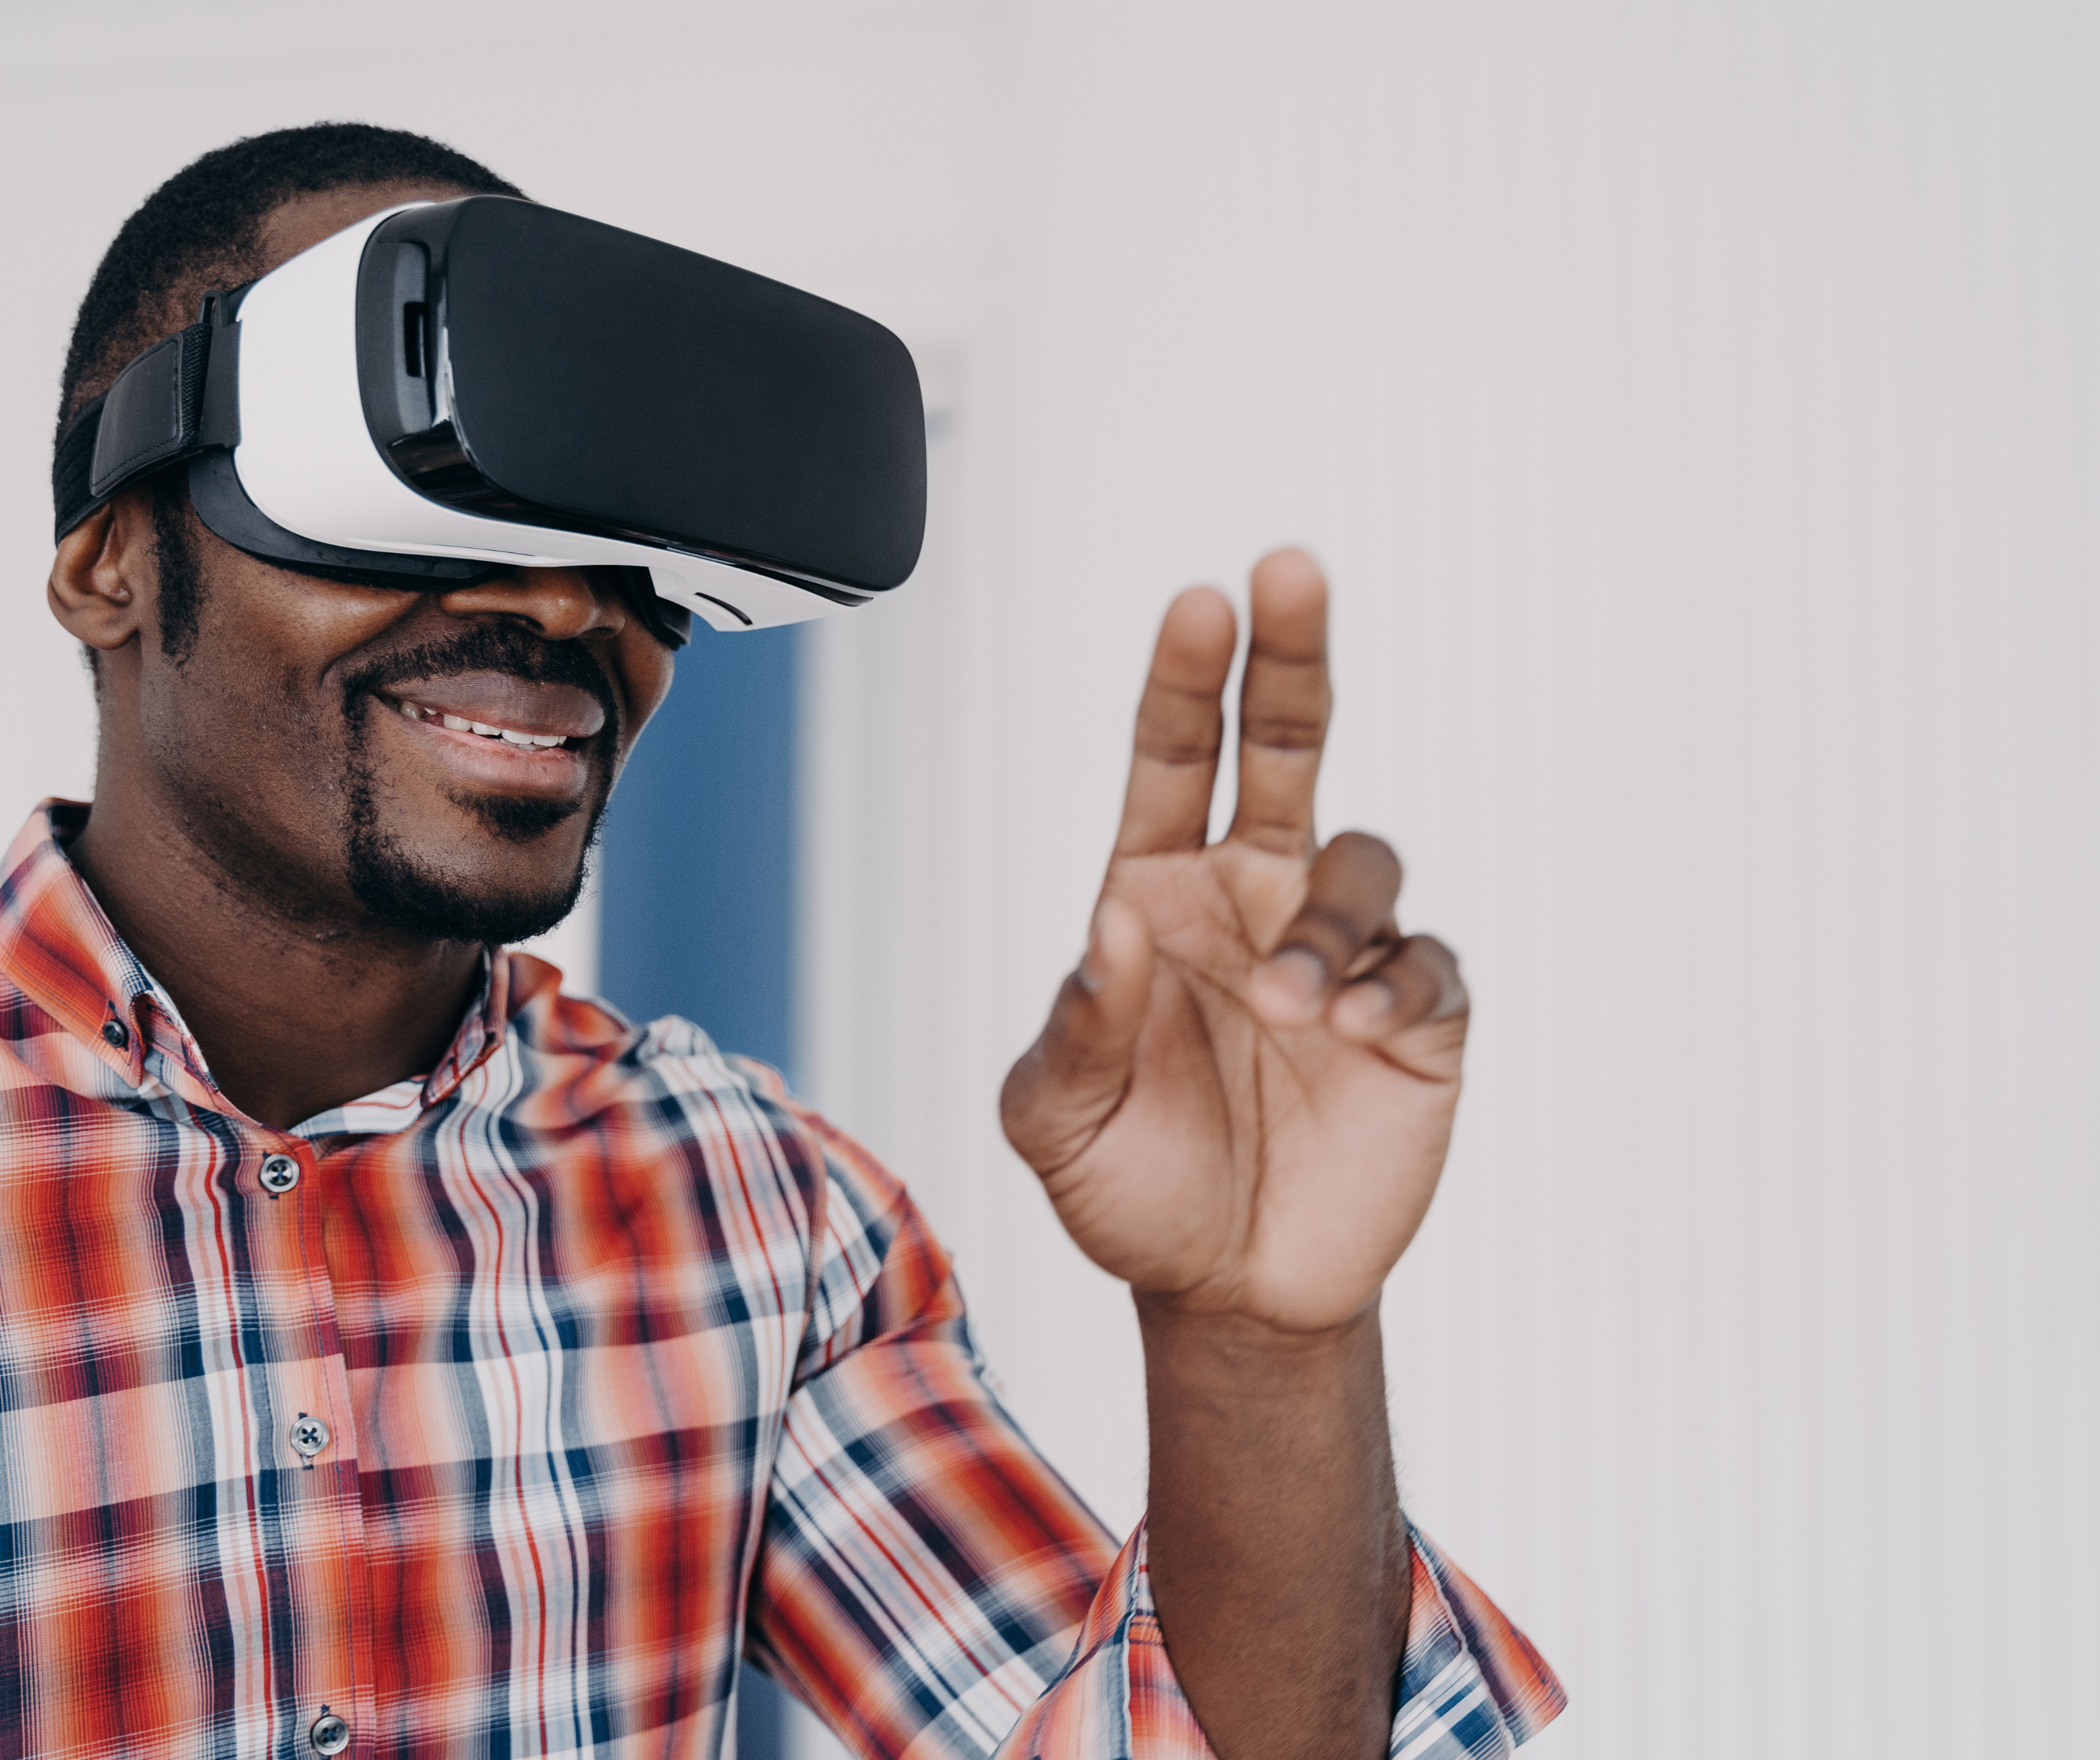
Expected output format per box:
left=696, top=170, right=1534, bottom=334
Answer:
left=339, top=622, right=621, bottom=745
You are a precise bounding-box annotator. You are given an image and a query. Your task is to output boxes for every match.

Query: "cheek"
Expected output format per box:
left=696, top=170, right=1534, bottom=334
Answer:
left=615, top=633, right=679, bottom=750
left=134, top=632, right=343, bottom=815
left=142, top=550, right=410, bottom=796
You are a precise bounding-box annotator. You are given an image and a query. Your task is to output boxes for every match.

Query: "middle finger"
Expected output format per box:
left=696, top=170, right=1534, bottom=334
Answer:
left=1226, top=548, right=1332, bottom=856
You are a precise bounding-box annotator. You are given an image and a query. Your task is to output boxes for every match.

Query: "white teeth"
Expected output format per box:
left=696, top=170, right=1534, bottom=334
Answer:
left=397, top=700, right=568, bottom=748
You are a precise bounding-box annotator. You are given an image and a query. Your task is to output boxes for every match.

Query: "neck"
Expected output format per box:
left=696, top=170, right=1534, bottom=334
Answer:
left=69, top=759, right=484, bottom=1133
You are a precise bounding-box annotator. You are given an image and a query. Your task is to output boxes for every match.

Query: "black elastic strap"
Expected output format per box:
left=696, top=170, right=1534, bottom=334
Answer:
left=92, top=322, right=212, bottom=493
left=53, top=294, right=239, bottom=543
left=50, top=396, right=105, bottom=542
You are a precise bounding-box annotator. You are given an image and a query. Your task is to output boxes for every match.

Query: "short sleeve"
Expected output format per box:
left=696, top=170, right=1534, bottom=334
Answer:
left=738, top=1085, right=1565, bottom=1759
left=740, top=1097, right=1118, bottom=1759
left=995, top=1521, right=1565, bottom=1759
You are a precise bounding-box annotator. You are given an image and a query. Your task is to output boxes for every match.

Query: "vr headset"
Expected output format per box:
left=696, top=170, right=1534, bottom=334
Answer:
left=52, top=197, right=928, bottom=645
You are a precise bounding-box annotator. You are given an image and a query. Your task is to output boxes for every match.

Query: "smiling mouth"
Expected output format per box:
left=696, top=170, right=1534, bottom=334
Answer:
left=387, top=697, right=580, bottom=751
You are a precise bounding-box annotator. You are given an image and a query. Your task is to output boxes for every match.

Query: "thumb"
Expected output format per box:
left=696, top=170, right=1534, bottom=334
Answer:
left=1000, top=895, right=1155, bottom=1176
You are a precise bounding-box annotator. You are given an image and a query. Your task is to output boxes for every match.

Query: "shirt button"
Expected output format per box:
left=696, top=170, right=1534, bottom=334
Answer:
left=289, top=1414, right=332, bottom=1458
left=259, top=1153, right=301, bottom=1195
left=309, top=1707, right=351, bottom=1754
left=101, top=1019, right=129, bottom=1049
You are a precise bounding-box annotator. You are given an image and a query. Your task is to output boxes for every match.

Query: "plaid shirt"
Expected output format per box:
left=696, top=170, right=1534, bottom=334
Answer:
left=0, top=801, right=1564, bottom=1760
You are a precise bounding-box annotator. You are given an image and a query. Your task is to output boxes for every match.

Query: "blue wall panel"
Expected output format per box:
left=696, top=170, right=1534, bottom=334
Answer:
left=596, top=620, right=800, bottom=1757
left=599, top=624, right=800, bottom=1079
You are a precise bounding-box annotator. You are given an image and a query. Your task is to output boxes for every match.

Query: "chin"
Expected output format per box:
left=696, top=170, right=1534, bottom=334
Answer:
left=347, top=807, right=598, bottom=945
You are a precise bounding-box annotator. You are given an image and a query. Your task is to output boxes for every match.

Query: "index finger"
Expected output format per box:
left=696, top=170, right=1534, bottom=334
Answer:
left=1226, top=548, right=1331, bottom=855
left=1113, top=586, right=1237, bottom=855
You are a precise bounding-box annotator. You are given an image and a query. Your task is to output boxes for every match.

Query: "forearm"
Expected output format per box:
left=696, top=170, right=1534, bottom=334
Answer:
left=1138, top=1296, right=1410, bottom=1760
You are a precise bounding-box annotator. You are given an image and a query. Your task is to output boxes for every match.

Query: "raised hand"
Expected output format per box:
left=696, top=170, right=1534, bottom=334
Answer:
left=1001, top=549, right=1467, bottom=1336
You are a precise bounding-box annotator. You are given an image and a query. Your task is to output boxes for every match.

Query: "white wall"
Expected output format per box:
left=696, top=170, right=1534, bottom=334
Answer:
left=5, top=6, right=2096, bottom=1759
left=808, top=6, right=2100, bottom=1758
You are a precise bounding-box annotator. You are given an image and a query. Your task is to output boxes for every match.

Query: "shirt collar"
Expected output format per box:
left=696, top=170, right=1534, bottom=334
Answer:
left=0, top=801, right=163, bottom=1095
left=424, top=945, right=510, bottom=1109
left=0, top=800, right=514, bottom=1129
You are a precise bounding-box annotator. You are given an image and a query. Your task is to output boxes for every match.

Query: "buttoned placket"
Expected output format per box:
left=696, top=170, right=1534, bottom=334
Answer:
left=136, top=966, right=507, bottom=1760
left=248, top=1130, right=377, bottom=1757
left=115, top=998, right=382, bottom=1756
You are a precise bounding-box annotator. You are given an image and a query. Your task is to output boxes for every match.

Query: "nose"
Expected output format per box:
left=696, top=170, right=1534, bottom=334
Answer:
left=432, top=566, right=626, bottom=642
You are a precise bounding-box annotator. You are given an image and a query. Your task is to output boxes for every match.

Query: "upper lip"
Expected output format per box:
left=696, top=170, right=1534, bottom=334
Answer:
left=380, top=671, right=608, bottom=743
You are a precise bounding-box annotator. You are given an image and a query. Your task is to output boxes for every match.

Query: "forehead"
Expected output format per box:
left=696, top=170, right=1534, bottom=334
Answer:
left=253, top=180, right=473, bottom=278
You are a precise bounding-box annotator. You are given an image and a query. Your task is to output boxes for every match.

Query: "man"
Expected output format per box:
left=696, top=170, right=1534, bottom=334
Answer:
left=6, top=123, right=1562, bottom=1759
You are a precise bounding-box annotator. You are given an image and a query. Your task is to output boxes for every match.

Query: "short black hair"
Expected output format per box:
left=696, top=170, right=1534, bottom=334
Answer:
left=58, top=121, right=522, bottom=443
left=61, top=124, right=522, bottom=676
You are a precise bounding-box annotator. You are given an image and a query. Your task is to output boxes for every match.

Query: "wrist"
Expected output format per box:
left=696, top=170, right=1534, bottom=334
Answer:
left=1136, top=1286, right=1407, bottom=1760
left=1134, top=1290, right=1385, bottom=1399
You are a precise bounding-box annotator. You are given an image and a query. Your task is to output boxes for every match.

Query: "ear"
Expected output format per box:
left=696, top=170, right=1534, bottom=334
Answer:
left=47, top=488, right=154, bottom=652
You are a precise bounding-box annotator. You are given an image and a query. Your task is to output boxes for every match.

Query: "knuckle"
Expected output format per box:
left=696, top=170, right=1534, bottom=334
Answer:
left=1239, top=710, right=1328, bottom=752
left=1134, top=695, right=1224, bottom=767
left=1232, top=824, right=1320, bottom=860
left=1134, top=733, right=1222, bottom=768
left=1235, top=806, right=1315, bottom=840
left=1288, top=898, right=1367, bottom=954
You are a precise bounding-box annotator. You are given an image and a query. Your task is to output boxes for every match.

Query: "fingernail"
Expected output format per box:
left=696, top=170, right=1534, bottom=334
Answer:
left=1430, top=975, right=1470, bottom=1022
left=1254, top=948, right=1327, bottom=1022
left=1076, top=912, right=1107, bottom=993
left=1332, top=978, right=1394, bottom=1035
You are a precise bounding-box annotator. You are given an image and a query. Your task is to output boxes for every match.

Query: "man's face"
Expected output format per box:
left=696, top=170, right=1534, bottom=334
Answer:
left=117, top=183, right=678, bottom=946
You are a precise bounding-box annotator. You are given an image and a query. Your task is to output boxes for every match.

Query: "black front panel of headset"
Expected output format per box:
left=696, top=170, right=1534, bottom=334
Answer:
left=355, top=197, right=926, bottom=597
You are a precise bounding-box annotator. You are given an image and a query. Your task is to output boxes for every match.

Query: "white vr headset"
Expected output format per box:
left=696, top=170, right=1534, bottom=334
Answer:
left=53, top=197, right=928, bottom=643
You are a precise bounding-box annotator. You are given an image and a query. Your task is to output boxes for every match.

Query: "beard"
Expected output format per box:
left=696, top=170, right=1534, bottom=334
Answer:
left=147, top=490, right=625, bottom=949
left=338, top=621, right=620, bottom=945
